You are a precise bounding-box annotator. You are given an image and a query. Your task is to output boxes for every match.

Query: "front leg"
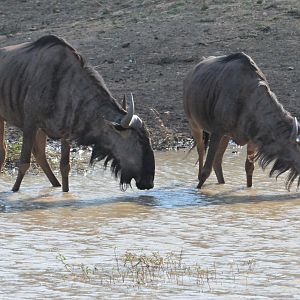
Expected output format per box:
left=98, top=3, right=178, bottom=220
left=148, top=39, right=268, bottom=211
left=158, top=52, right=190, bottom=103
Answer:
left=60, top=138, right=71, bottom=192
left=197, top=132, right=223, bottom=189
left=245, top=142, right=256, bottom=187
left=12, top=126, right=37, bottom=192
left=0, top=117, right=6, bottom=171
left=213, top=136, right=230, bottom=184
left=32, top=129, right=61, bottom=187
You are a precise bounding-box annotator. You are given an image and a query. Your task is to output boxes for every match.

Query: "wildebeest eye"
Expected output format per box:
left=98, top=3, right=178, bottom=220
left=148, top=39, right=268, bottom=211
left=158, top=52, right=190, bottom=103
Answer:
left=113, top=123, right=127, bottom=132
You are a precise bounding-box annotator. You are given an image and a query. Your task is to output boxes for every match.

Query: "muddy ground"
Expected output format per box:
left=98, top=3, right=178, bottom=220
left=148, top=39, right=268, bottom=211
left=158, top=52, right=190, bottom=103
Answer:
left=0, top=0, right=299, bottom=152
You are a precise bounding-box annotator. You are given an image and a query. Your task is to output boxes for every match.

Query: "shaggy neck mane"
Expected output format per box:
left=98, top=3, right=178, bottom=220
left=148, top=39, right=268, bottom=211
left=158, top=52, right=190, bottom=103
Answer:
left=248, top=83, right=298, bottom=190
left=90, top=141, right=130, bottom=191
left=255, top=141, right=300, bottom=190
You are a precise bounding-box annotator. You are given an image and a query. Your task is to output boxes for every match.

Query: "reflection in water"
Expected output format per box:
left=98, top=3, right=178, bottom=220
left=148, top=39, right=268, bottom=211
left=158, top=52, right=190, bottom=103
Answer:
left=0, top=146, right=300, bottom=299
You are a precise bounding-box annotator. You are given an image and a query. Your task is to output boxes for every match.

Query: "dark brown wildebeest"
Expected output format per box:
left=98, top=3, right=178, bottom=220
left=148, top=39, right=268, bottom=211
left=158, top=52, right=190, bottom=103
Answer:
left=0, top=35, right=155, bottom=192
left=183, top=52, right=300, bottom=190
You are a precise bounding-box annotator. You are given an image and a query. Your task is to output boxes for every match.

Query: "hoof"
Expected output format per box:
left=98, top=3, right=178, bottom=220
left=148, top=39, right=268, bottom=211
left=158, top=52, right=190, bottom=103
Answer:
left=52, top=183, right=62, bottom=188
left=197, top=182, right=203, bottom=189
left=62, top=187, right=69, bottom=192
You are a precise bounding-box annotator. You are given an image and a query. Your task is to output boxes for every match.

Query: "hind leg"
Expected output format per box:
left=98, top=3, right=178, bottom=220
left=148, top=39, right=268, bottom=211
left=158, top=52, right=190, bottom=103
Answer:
left=32, top=129, right=61, bottom=188
left=197, top=132, right=223, bottom=189
left=0, top=117, right=6, bottom=171
left=213, top=136, right=230, bottom=184
left=191, top=125, right=205, bottom=181
left=245, top=142, right=256, bottom=187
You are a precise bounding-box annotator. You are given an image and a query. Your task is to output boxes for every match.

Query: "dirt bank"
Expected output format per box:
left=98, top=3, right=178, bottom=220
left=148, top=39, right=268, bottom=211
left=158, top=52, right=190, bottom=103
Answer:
left=1, top=0, right=299, bottom=151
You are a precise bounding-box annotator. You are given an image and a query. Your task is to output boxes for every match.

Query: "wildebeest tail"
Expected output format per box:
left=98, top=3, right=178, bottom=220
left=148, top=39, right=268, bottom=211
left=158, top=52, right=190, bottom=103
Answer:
left=203, top=131, right=209, bottom=152
left=188, top=131, right=210, bottom=154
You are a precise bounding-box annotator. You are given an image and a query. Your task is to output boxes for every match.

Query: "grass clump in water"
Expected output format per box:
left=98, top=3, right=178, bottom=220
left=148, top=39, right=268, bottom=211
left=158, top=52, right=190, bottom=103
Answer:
left=56, top=249, right=257, bottom=290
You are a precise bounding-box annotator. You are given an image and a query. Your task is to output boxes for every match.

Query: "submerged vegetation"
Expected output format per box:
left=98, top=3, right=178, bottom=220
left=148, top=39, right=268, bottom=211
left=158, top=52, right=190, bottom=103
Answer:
left=56, top=249, right=257, bottom=290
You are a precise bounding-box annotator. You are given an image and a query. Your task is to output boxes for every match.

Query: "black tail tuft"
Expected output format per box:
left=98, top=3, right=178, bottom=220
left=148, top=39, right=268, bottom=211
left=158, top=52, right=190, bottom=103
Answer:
left=203, top=131, right=210, bottom=152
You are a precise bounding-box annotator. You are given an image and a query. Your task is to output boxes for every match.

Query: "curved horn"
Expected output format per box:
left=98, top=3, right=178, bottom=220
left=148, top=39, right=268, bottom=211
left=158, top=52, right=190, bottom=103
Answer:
left=122, top=94, right=126, bottom=110
left=120, top=93, right=135, bottom=128
left=291, top=117, right=298, bottom=140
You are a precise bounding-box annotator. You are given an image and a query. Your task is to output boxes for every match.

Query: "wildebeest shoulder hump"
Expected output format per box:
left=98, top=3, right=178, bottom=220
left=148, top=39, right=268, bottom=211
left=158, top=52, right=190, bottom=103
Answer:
left=219, top=52, right=266, bottom=81
left=27, top=35, right=67, bottom=49
left=218, top=52, right=249, bottom=64
left=24, top=35, right=85, bottom=66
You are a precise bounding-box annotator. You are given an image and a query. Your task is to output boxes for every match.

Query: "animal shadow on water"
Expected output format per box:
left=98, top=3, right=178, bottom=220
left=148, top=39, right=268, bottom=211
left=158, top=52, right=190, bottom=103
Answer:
left=0, top=184, right=299, bottom=214
left=0, top=189, right=159, bottom=214
left=199, top=186, right=300, bottom=206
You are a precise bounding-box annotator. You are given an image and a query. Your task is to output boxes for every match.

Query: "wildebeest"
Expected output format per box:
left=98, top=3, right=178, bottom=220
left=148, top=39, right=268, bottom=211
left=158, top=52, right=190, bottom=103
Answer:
left=0, top=35, right=155, bottom=192
left=183, top=52, right=300, bottom=190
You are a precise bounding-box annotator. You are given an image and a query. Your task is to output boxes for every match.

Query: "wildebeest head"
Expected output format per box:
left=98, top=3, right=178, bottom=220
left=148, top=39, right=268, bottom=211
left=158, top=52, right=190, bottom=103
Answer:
left=257, top=116, right=300, bottom=190
left=90, top=94, right=155, bottom=190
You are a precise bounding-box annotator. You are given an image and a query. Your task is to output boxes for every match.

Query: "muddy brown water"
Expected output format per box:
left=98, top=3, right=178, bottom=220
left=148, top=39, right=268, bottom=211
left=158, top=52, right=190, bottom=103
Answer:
left=0, top=146, right=299, bottom=299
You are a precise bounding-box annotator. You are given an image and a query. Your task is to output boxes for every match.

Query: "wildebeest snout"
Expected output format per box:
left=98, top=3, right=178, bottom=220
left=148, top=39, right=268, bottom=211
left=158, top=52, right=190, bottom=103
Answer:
left=136, top=176, right=154, bottom=190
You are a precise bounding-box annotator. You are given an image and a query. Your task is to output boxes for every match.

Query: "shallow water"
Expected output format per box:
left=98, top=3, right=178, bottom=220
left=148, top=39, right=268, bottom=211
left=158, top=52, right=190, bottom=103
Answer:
left=0, top=146, right=300, bottom=299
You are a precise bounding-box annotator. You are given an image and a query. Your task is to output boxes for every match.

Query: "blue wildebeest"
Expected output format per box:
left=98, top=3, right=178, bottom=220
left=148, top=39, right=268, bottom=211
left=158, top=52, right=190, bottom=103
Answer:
left=183, top=52, right=300, bottom=190
left=0, top=35, right=155, bottom=192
